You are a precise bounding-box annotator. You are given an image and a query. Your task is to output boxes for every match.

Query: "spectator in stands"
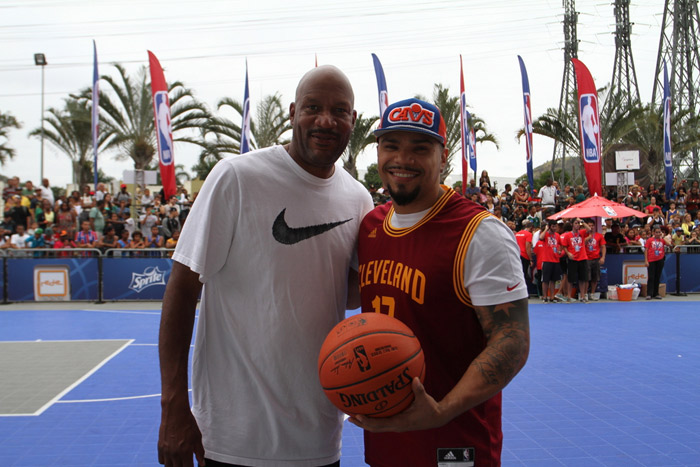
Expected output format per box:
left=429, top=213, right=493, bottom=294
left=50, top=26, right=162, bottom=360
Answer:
left=538, top=178, right=558, bottom=211
left=94, top=182, right=108, bottom=202
left=81, top=185, right=94, bottom=209
left=625, top=227, right=642, bottom=246
left=27, top=227, right=45, bottom=249
left=115, top=184, right=131, bottom=206
left=122, top=210, right=136, bottom=238
left=129, top=231, right=145, bottom=250
left=35, top=198, right=55, bottom=231
left=6, top=194, right=32, bottom=231
left=56, top=201, right=78, bottom=239
left=139, top=207, right=160, bottom=238
left=625, top=185, right=643, bottom=211
left=644, top=196, right=661, bottom=215
left=162, top=208, right=181, bottom=240
left=604, top=222, right=628, bottom=253
left=681, top=213, right=694, bottom=236
left=140, top=188, right=155, bottom=210
left=666, top=201, right=679, bottom=224
left=117, top=229, right=131, bottom=248
left=526, top=204, right=541, bottom=229
left=676, top=187, right=687, bottom=215
left=574, top=185, right=586, bottom=203
left=671, top=224, right=685, bottom=246
left=176, top=187, right=191, bottom=223
left=10, top=224, right=31, bottom=249
left=98, top=225, right=119, bottom=253
left=89, top=199, right=106, bottom=238
left=2, top=176, right=21, bottom=201
left=647, top=208, right=665, bottom=229
left=0, top=226, right=11, bottom=249
left=166, top=230, right=180, bottom=249
left=585, top=219, right=606, bottom=301
left=686, top=186, right=700, bottom=216
left=1, top=211, right=16, bottom=234
left=39, top=178, right=54, bottom=205
left=464, top=178, right=479, bottom=197
left=146, top=225, right=164, bottom=249
left=103, top=193, right=117, bottom=218
left=478, top=169, right=491, bottom=188
left=645, top=225, right=672, bottom=300
left=514, top=184, right=529, bottom=210
left=687, top=229, right=700, bottom=246
left=75, top=220, right=98, bottom=248
left=106, top=211, right=125, bottom=239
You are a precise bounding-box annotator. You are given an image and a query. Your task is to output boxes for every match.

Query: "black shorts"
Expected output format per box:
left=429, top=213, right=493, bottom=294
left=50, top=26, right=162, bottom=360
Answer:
left=542, top=262, right=562, bottom=283
left=568, top=259, right=590, bottom=284
left=588, top=258, right=601, bottom=282
left=559, top=256, right=568, bottom=275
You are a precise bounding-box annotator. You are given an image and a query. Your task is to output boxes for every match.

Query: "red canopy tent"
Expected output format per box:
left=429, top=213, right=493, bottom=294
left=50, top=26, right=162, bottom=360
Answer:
left=547, top=194, right=646, bottom=220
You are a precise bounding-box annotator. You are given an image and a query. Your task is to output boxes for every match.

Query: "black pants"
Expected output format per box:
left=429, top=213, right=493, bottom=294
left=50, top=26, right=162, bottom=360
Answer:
left=202, top=460, right=340, bottom=467
left=647, top=258, right=665, bottom=297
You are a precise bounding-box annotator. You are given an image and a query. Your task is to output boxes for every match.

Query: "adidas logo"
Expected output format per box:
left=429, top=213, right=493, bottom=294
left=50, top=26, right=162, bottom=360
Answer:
left=368, top=228, right=377, bottom=238
left=444, top=451, right=457, bottom=461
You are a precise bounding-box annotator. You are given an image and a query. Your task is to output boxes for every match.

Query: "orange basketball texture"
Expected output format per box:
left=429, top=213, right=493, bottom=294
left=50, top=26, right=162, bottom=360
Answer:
left=318, top=312, right=425, bottom=417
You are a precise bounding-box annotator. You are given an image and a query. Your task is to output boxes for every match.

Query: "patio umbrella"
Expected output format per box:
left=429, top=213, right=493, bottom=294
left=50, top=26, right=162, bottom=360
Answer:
left=547, top=194, right=647, bottom=220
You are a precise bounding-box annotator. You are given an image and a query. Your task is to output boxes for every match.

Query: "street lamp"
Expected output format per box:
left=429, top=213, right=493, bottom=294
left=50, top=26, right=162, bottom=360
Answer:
left=34, top=53, right=47, bottom=182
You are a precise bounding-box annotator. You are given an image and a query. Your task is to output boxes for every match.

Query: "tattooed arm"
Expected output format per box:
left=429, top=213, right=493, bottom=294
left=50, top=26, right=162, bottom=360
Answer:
left=349, top=298, right=530, bottom=433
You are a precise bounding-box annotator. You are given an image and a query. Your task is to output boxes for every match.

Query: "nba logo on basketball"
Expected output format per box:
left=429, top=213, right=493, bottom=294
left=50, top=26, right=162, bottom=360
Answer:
left=578, top=94, right=600, bottom=163
left=155, top=91, right=174, bottom=166
left=353, top=345, right=371, bottom=372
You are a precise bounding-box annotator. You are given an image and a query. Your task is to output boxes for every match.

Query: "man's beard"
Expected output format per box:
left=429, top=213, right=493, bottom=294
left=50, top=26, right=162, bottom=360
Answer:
left=386, top=184, right=421, bottom=206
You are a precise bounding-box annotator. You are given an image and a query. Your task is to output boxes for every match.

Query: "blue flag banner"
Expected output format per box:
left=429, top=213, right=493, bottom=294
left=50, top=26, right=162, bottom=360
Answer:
left=663, top=61, right=673, bottom=201
left=459, top=55, right=474, bottom=192
left=517, top=56, right=534, bottom=194
left=371, top=53, right=389, bottom=118
left=240, top=61, right=252, bottom=154
left=92, top=40, right=99, bottom=188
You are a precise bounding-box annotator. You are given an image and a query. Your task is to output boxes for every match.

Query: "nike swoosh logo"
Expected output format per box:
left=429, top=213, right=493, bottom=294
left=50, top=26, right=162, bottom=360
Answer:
left=506, top=282, right=521, bottom=292
left=272, top=209, right=352, bottom=245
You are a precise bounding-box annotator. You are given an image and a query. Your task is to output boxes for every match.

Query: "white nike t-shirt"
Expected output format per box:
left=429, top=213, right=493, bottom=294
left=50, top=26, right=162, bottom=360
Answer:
left=174, top=145, right=373, bottom=466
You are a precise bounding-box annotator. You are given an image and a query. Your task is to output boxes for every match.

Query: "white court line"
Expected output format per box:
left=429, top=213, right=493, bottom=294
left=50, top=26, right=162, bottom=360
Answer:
left=30, top=338, right=135, bottom=416
left=57, top=389, right=192, bottom=404
left=81, top=309, right=161, bottom=316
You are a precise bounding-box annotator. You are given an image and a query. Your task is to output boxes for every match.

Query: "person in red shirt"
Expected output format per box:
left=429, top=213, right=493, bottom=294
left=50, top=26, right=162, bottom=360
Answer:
left=560, top=218, right=591, bottom=302
left=584, top=219, right=606, bottom=301
left=515, top=220, right=535, bottom=292
left=644, top=226, right=672, bottom=299
left=540, top=220, right=563, bottom=303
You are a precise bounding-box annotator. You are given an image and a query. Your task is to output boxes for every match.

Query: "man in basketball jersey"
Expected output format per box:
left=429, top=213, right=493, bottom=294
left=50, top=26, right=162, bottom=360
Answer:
left=351, top=98, right=530, bottom=467
left=158, top=66, right=373, bottom=467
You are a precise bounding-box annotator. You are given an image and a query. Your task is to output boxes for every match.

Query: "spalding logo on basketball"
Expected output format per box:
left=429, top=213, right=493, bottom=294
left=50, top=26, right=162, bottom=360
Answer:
left=318, top=313, right=425, bottom=417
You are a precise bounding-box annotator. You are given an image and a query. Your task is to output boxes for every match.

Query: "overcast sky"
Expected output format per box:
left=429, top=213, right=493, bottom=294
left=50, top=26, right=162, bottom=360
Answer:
left=0, top=0, right=664, bottom=189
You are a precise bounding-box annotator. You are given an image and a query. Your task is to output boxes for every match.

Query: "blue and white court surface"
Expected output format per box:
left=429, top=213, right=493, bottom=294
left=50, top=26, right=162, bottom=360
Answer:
left=1, top=298, right=699, bottom=466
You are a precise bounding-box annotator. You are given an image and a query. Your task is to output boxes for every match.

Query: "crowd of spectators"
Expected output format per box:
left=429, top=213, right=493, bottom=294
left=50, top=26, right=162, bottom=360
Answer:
left=1, top=176, right=193, bottom=256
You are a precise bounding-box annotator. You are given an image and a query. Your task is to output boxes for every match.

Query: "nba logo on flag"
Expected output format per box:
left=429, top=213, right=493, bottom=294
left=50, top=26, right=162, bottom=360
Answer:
left=379, top=90, right=389, bottom=115
left=578, top=94, right=600, bottom=163
left=664, top=96, right=672, bottom=167
left=523, top=93, right=532, bottom=163
left=155, top=91, right=174, bottom=166
left=461, top=93, right=470, bottom=163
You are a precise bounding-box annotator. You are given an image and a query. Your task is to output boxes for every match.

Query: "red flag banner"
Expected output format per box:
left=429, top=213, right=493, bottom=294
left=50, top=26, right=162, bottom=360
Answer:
left=147, top=51, right=177, bottom=200
left=571, top=58, right=603, bottom=196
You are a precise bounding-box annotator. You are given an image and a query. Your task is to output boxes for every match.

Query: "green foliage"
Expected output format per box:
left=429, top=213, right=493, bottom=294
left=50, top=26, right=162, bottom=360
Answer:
left=0, top=110, right=22, bottom=165
left=363, top=163, right=382, bottom=190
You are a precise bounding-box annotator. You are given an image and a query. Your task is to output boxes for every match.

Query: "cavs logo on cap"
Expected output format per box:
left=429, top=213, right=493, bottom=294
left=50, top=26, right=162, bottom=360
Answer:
left=387, top=102, right=435, bottom=128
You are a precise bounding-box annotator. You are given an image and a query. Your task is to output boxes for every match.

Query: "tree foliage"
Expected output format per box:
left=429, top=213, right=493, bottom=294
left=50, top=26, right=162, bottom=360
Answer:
left=0, top=110, right=22, bottom=165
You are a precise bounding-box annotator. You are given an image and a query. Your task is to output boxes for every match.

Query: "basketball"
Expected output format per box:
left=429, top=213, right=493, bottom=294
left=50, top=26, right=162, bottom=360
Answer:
left=318, top=312, right=425, bottom=417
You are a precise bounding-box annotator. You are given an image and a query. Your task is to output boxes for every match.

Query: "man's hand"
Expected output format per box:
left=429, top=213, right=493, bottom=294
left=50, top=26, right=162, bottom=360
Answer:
left=348, top=378, right=451, bottom=433
left=158, top=400, right=205, bottom=467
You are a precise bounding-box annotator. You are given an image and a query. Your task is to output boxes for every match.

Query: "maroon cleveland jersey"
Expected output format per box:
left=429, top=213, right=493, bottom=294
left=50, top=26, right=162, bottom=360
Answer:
left=358, top=187, right=503, bottom=467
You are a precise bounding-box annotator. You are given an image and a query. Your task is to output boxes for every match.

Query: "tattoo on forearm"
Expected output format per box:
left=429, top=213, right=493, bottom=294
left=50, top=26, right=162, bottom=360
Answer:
left=471, top=298, right=530, bottom=387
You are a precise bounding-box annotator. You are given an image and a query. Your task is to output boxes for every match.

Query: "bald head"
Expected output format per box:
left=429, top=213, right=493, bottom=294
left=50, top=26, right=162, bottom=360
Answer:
left=294, top=65, right=354, bottom=107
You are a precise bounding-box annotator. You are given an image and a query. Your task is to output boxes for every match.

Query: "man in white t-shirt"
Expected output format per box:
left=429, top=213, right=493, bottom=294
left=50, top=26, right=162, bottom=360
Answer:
left=158, top=65, right=373, bottom=467
left=538, top=178, right=558, bottom=210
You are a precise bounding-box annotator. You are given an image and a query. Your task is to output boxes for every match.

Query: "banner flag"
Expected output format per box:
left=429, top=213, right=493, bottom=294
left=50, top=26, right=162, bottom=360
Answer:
left=147, top=51, right=177, bottom=200
left=92, top=40, right=99, bottom=188
left=518, top=56, right=535, bottom=194
left=240, top=60, right=252, bottom=154
left=371, top=53, right=389, bottom=118
left=663, top=61, right=673, bottom=201
left=572, top=58, right=603, bottom=196
left=459, top=55, right=476, bottom=193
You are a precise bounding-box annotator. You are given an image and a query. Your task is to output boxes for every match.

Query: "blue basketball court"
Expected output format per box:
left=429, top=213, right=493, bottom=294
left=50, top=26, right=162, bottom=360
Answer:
left=1, top=298, right=698, bottom=466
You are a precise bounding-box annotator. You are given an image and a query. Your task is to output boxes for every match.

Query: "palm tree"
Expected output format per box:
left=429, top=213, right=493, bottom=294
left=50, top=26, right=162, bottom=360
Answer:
left=28, top=98, right=110, bottom=186
left=205, top=93, right=291, bottom=157
left=342, top=113, right=378, bottom=179
left=424, top=84, right=499, bottom=182
left=0, top=110, right=22, bottom=165
left=78, top=64, right=209, bottom=170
